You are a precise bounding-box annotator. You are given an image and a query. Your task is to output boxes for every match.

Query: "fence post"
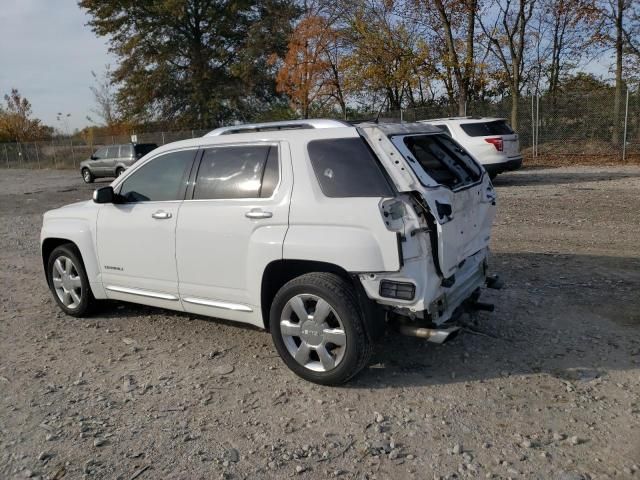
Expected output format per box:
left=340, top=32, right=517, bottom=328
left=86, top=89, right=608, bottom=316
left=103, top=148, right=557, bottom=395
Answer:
left=51, top=139, right=58, bottom=169
left=191, top=130, right=195, bottom=138
left=161, top=131, right=165, bottom=145
left=70, top=139, right=76, bottom=167
left=622, top=88, right=629, bottom=163
left=3, top=144, right=8, bottom=168
left=531, top=96, right=535, bottom=157
left=17, top=142, right=23, bottom=167
left=536, top=95, right=540, bottom=158
left=35, top=142, right=41, bottom=169
left=400, top=109, right=403, bottom=123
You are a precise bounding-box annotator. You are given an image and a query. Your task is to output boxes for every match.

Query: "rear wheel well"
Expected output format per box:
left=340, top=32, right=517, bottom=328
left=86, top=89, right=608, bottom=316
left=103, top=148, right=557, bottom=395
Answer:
left=260, top=260, right=386, bottom=340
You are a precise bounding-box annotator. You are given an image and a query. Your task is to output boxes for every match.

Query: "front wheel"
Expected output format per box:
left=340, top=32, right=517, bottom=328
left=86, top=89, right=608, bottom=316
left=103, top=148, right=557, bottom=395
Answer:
left=270, top=273, right=372, bottom=385
left=47, top=244, right=96, bottom=317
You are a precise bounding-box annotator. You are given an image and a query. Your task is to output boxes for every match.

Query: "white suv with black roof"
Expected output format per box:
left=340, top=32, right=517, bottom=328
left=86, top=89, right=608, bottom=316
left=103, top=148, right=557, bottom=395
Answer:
left=41, top=119, right=499, bottom=385
left=420, top=117, right=522, bottom=178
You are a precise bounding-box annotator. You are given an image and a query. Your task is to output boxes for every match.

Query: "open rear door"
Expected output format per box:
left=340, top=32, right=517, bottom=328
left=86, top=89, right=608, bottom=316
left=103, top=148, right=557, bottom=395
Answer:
left=358, top=124, right=496, bottom=279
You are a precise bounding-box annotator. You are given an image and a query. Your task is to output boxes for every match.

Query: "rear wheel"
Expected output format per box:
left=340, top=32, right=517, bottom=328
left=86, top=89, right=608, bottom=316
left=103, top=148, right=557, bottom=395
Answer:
left=82, top=168, right=94, bottom=183
left=270, top=273, right=372, bottom=385
left=115, top=167, right=125, bottom=177
left=47, top=244, right=96, bottom=317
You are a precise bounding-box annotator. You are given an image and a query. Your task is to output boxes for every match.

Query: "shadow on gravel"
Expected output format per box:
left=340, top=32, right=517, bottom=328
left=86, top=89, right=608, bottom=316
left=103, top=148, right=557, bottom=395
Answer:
left=350, top=251, right=640, bottom=389
left=79, top=252, right=640, bottom=389
left=493, top=169, right=640, bottom=187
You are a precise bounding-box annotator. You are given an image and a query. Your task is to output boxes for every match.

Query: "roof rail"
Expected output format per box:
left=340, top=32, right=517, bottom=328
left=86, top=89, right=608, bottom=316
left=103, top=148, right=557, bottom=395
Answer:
left=205, top=119, right=351, bottom=137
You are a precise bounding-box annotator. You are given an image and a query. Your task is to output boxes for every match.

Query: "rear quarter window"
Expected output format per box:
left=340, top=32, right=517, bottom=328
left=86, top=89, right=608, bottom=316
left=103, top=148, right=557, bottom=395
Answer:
left=460, top=120, right=514, bottom=137
left=307, top=138, right=394, bottom=198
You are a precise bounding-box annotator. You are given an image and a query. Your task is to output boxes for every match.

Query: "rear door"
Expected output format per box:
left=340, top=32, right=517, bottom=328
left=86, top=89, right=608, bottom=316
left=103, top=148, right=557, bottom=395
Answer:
left=360, top=125, right=496, bottom=279
left=175, top=142, right=291, bottom=325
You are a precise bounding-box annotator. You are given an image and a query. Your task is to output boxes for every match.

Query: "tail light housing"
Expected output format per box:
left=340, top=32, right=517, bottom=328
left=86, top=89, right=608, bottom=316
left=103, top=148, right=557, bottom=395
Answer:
left=484, top=137, right=503, bottom=152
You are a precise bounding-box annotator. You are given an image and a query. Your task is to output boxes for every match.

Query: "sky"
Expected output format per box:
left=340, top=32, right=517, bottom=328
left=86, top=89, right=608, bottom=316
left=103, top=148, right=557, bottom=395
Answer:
left=0, top=1, right=114, bottom=131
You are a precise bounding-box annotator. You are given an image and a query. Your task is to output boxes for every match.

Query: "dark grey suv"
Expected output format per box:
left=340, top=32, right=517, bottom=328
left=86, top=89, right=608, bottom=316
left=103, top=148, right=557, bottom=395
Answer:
left=80, top=143, right=157, bottom=183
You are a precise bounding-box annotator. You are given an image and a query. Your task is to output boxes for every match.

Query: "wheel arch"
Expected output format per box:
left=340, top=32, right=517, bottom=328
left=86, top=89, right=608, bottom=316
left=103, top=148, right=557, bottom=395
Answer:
left=260, top=259, right=385, bottom=341
left=41, top=219, right=106, bottom=299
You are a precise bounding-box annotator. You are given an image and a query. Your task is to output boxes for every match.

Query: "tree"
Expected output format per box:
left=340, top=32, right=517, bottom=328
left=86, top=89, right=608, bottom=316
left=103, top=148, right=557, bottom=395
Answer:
left=276, top=13, right=346, bottom=118
left=598, top=0, right=639, bottom=143
left=479, top=0, right=537, bottom=129
left=342, top=0, right=434, bottom=111
left=541, top=0, right=601, bottom=97
left=414, top=0, right=479, bottom=115
left=89, top=65, right=118, bottom=127
left=79, top=0, right=299, bottom=127
left=0, top=89, right=51, bottom=142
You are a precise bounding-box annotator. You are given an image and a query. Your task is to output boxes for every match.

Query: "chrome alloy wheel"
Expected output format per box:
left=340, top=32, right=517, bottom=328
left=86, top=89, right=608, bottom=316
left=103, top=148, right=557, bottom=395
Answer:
left=51, top=255, right=82, bottom=309
left=280, top=294, right=346, bottom=372
left=83, top=170, right=91, bottom=182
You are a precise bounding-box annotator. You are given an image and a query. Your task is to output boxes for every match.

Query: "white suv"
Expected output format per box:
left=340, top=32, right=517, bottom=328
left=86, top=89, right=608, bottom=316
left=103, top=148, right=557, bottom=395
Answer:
left=419, top=117, right=522, bottom=178
left=41, top=119, right=499, bottom=385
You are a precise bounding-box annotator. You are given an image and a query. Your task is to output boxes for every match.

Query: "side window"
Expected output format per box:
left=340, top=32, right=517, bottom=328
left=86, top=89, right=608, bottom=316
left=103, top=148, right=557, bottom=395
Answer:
left=193, top=145, right=278, bottom=200
left=307, top=138, right=393, bottom=198
left=93, top=147, right=107, bottom=159
left=120, top=144, right=134, bottom=158
left=106, top=146, right=118, bottom=158
left=119, top=150, right=195, bottom=202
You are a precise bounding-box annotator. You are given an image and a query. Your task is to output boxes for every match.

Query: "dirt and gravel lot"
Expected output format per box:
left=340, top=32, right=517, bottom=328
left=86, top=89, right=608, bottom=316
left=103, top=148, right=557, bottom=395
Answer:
left=1, top=166, right=639, bottom=480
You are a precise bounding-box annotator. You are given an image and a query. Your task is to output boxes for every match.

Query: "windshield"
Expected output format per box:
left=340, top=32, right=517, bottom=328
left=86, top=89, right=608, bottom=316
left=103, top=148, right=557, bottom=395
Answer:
left=392, top=134, right=482, bottom=189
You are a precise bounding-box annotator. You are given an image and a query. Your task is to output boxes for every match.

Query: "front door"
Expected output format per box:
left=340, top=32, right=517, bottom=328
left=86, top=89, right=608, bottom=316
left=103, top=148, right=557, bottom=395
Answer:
left=97, top=148, right=197, bottom=309
left=176, top=142, right=291, bottom=326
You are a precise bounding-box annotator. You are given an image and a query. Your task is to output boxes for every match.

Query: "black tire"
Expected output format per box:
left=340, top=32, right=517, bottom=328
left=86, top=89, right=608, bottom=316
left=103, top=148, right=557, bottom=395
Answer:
left=115, top=167, right=125, bottom=177
left=46, top=244, right=96, bottom=317
left=82, top=168, right=94, bottom=183
left=270, top=272, right=372, bottom=385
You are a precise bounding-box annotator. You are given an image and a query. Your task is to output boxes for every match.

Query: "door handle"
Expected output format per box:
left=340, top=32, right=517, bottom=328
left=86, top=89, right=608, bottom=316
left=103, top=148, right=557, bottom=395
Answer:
left=151, top=210, right=172, bottom=220
left=245, top=208, right=273, bottom=219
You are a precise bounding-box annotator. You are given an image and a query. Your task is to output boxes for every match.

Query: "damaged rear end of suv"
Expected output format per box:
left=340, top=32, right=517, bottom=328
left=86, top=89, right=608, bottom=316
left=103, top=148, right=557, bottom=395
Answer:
left=355, top=122, right=500, bottom=341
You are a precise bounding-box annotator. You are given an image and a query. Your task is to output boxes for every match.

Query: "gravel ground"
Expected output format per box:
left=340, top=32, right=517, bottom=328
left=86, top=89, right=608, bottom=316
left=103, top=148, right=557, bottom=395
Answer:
left=0, top=166, right=639, bottom=480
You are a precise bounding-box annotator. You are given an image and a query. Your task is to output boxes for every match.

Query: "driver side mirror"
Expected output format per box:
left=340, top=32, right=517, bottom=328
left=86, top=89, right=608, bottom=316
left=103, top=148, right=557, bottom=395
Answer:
left=93, top=186, right=114, bottom=204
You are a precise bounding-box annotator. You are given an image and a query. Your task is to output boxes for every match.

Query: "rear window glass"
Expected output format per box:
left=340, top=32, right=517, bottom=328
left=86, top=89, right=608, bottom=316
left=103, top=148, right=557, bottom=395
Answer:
left=401, top=134, right=481, bottom=189
left=460, top=120, right=514, bottom=137
left=307, top=138, right=393, bottom=198
left=134, top=144, right=158, bottom=157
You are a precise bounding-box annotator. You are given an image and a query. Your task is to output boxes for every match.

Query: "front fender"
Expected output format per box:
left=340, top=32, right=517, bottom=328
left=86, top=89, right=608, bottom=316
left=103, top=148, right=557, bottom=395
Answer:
left=41, top=214, right=106, bottom=299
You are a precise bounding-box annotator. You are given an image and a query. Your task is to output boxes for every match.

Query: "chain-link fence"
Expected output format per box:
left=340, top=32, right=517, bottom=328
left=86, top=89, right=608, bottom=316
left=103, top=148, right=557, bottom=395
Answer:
left=1, top=90, right=638, bottom=170
left=0, top=129, right=210, bottom=170
left=383, top=89, right=639, bottom=164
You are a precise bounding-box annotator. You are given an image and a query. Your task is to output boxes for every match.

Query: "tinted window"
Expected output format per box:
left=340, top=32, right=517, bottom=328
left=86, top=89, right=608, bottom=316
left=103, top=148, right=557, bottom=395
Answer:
left=194, top=145, right=278, bottom=200
left=460, top=120, right=514, bottom=137
left=93, top=147, right=108, bottom=159
left=402, top=134, right=480, bottom=189
left=307, top=138, right=393, bottom=198
left=120, top=144, right=134, bottom=157
left=119, top=150, right=195, bottom=202
left=134, top=143, right=158, bottom=157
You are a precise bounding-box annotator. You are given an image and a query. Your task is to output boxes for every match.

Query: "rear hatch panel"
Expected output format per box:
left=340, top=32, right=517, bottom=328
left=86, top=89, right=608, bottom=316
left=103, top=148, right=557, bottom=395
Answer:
left=358, top=123, right=496, bottom=279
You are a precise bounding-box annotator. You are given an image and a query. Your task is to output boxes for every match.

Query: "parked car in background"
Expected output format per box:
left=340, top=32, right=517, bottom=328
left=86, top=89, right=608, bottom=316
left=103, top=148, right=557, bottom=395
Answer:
left=80, top=143, right=158, bottom=183
left=419, top=117, right=522, bottom=179
left=42, top=119, right=500, bottom=385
